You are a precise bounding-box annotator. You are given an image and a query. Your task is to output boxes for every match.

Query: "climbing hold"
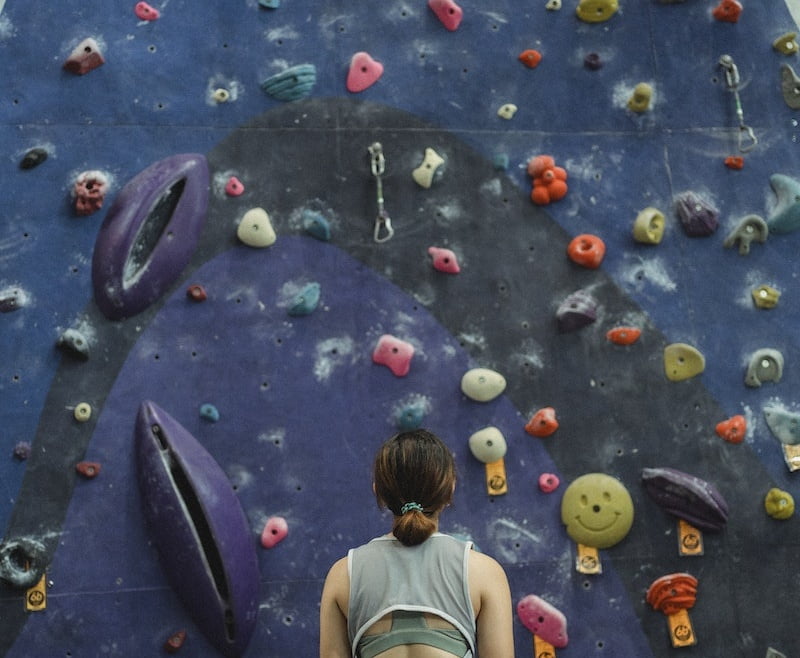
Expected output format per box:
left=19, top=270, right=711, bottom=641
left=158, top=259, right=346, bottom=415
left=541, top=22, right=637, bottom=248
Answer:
left=525, top=407, right=558, bottom=437
left=767, top=173, right=800, bottom=233
left=73, top=170, right=109, bottom=216
left=212, top=88, right=230, bottom=103
left=663, top=343, right=705, bottom=381
left=13, top=442, right=32, bottom=460
left=0, top=537, right=47, bottom=589
left=556, top=289, right=597, bottom=333
left=237, top=207, right=276, bottom=247
left=346, top=52, right=384, bottom=93
left=764, top=405, right=800, bottom=445
left=395, top=402, right=426, bottom=431
left=724, top=155, right=744, bottom=170
left=428, top=247, right=461, bottom=273
left=538, top=473, right=560, bottom=493
left=674, top=191, right=719, bottom=237
left=460, top=368, right=506, bottom=402
left=134, top=2, right=160, bottom=20
left=744, top=348, right=784, bottom=387
left=751, top=284, right=780, bottom=309
left=92, top=153, right=209, bottom=321
left=723, top=214, right=768, bottom=255
left=57, top=328, right=90, bottom=360
left=73, top=402, right=92, bottom=422
left=715, top=415, right=746, bottom=444
left=428, top=0, right=463, bottom=31
left=632, top=207, right=665, bottom=244
left=468, top=426, right=507, bottom=464
left=225, top=176, right=244, bottom=197
left=517, top=595, right=568, bottom=649
left=199, top=403, right=220, bottom=422
left=561, top=473, right=634, bottom=549
left=497, top=103, right=518, bottom=120
left=19, top=147, right=48, bottom=170
left=63, top=38, right=105, bottom=75
left=372, top=335, right=414, bottom=377
left=288, top=282, right=321, bottom=316
left=412, top=148, right=445, bottom=189
left=642, top=467, right=729, bottom=532
left=186, top=284, right=207, bottom=302
left=779, top=64, right=800, bottom=109
left=259, top=0, right=280, bottom=7
left=712, top=0, right=742, bottom=22
left=566, top=234, right=606, bottom=269
left=576, top=0, right=618, bottom=23
left=527, top=155, right=568, bottom=205
left=302, top=210, right=331, bottom=241
left=606, top=326, right=642, bottom=345
left=764, top=488, right=795, bottom=520
left=164, top=630, right=187, bottom=654
left=76, top=461, right=101, bottom=479
left=261, top=63, right=317, bottom=102
left=583, top=52, right=603, bottom=70
left=773, top=32, right=799, bottom=55
left=627, top=83, right=653, bottom=113
left=493, top=153, right=509, bottom=170
left=261, top=516, right=289, bottom=548
left=0, top=288, right=23, bottom=313
left=518, top=49, right=542, bottom=69
left=546, top=0, right=562, bottom=9
left=646, top=573, right=698, bottom=648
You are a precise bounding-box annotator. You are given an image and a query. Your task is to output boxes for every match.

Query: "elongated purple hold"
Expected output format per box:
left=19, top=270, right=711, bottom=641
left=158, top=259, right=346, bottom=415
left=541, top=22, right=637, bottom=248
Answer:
left=556, top=289, right=597, bottom=333
left=674, top=191, right=719, bottom=237
left=92, top=154, right=209, bottom=320
left=135, top=401, right=259, bottom=657
left=641, top=467, right=729, bottom=532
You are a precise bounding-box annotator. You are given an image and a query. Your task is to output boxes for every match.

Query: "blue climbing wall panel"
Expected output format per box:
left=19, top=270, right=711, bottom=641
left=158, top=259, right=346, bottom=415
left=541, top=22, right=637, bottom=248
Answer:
left=1, top=1, right=800, bottom=656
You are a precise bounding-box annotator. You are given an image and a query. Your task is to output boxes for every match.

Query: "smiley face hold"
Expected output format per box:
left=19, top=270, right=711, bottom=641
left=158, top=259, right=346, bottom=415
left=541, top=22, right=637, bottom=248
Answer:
left=560, top=473, right=634, bottom=549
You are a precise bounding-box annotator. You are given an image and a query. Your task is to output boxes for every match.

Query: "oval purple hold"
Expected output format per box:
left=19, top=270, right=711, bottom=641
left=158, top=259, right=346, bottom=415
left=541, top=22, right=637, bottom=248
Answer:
left=91, top=154, right=209, bottom=320
left=556, top=289, right=597, bottom=333
left=641, top=466, right=729, bottom=532
left=674, top=191, right=719, bottom=237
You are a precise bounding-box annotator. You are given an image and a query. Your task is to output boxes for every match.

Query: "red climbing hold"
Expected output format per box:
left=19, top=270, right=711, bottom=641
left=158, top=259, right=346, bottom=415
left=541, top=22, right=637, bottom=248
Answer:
left=606, top=326, right=642, bottom=345
left=225, top=176, right=245, bottom=196
left=715, top=415, right=746, bottom=444
left=567, top=234, right=605, bottom=269
left=164, top=630, right=187, bottom=654
left=724, top=156, right=744, bottom=170
left=346, top=52, right=384, bottom=93
left=527, top=155, right=568, bottom=205
left=525, top=407, right=559, bottom=437
left=75, top=461, right=101, bottom=479
left=261, top=516, right=289, bottom=548
left=186, top=284, right=207, bottom=302
left=135, top=2, right=161, bottom=21
left=712, top=0, right=742, bottom=22
left=372, top=335, right=415, bottom=377
left=428, top=0, right=463, bottom=31
left=63, top=38, right=105, bottom=75
left=518, top=49, right=542, bottom=69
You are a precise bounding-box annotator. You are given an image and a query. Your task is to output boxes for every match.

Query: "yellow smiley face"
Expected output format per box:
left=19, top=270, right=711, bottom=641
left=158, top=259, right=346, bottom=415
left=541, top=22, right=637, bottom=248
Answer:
left=560, top=473, right=634, bottom=549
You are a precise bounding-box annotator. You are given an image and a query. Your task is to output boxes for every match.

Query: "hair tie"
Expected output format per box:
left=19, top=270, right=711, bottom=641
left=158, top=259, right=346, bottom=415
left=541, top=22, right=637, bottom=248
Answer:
left=400, top=502, right=424, bottom=515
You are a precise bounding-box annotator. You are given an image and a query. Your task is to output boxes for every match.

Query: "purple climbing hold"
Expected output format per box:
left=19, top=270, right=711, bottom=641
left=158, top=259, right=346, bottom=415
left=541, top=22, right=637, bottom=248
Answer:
left=556, top=289, right=597, bottom=333
left=674, top=191, right=719, bottom=237
left=12, top=442, right=32, bottom=461
left=584, top=53, right=603, bottom=70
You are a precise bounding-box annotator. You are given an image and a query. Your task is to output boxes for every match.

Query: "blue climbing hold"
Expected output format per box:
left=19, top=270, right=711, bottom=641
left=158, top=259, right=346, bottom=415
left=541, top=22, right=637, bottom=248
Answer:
left=261, top=64, right=317, bottom=102
left=493, top=153, right=509, bottom=171
left=767, top=174, right=800, bottom=234
left=288, top=282, right=321, bottom=316
left=302, top=210, right=331, bottom=241
left=764, top=405, right=800, bottom=445
left=200, top=403, right=220, bottom=422
left=395, top=403, right=426, bottom=430
left=259, top=0, right=280, bottom=7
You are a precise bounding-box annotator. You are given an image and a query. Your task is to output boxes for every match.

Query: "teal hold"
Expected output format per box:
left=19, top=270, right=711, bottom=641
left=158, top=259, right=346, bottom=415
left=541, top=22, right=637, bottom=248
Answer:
left=302, top=210, right=331, bottom=241
left=288, top=282, right=321, bottom=316
left=261, top=64, right=317, bottom=102
left=767, top=174, right=800, bottom=234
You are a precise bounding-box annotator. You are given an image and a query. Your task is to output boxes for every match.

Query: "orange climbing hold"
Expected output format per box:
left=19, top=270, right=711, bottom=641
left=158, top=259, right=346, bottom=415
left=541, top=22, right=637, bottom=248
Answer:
left=525, top=407, right=559, bottom=437
left=647, top=573, right=698, bottom=616
left=527, top=155, right=568, bottom=206
left=724, top=156, right=744, bottom=170
left=518, top=49, right=542, bottom=69
left=712, top=0, right=742, bottom=22
left=606, top=326, right=642, bottom=345
left=715, top=415, right=746, bottom=444
left=567, top=234, right=605, bottom=268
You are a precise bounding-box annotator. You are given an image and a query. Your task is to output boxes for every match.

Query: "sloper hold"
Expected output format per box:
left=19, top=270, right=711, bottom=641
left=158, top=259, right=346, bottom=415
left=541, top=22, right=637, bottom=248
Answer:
left=468, top=426, right=507, bottom=464
left=764, top=405, right=800, bottom=445
left=261, top=64, right=317, bottom=102
left=517, top=595, right=568, bottom=648
left=91, top=154, right=209, bottom=320
left=460, top=367, right=506, bottom=402
left=287, top=282, right=321, bottom=316
left=641, top=467, right=729, bottom=532
left=372, top=335, right=414, bottom=376
left=63, top=38, right=105, bottom=75
left=428, top=0, right=463, bottom=31
left=135, top=401, right=259, bottom=657
left=780, top=64, right=800, bottom=109
left=556, top=289, right=597, bottom=333
left=767, top=173, right=800, bottom=233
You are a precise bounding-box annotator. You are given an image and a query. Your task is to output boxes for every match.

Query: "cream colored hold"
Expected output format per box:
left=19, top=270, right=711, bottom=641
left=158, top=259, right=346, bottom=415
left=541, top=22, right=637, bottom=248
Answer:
left=461, top=367, right=507, bottom=402
left=237, top=207, right=276, bottom=247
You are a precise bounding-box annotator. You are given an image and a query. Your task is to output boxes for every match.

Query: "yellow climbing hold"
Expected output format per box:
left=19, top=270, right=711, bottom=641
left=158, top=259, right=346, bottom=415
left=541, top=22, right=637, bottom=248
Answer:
left=627, top=83, right=653, bottom=113
left=664, top=343, right=705, bottom=381
left=633, top=207, right=665, bottom=244
left=773, top=32, right=799, bottom=56
left=751, top=284, right=780, bottom=309
left=576, top=0, right=618, bottom=23
left=74, top=403, right=92, bottom=422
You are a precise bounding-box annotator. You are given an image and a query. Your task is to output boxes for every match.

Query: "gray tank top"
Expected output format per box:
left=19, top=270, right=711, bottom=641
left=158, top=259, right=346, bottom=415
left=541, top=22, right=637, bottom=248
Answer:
left=347, top=533, right=476, bottom=657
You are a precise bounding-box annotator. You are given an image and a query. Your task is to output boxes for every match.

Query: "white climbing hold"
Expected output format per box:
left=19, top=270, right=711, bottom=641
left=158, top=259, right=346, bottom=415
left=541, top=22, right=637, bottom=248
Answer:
left=461, top=367, right=507, bottom=402
left=237, top=207, right=276, bottom=247
left=412, top=148, right=445, bottom=189
left=497, top=103, right=518, bottom=120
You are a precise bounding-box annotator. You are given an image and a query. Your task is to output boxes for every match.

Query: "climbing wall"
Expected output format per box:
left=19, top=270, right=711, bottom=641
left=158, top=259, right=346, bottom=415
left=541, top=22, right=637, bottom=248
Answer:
left=2, top=1, right=800, bottom=657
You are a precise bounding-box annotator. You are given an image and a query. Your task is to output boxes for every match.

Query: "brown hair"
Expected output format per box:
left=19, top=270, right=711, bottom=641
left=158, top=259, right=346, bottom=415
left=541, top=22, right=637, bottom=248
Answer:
left=373, top=429, right=456, bottom=546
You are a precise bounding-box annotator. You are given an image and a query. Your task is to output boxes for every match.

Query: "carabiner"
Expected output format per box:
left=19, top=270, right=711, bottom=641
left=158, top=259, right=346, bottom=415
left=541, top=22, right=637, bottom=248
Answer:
left=368, top=142, right=394, bottom=243
left=718, top=54, right=758, bottom=153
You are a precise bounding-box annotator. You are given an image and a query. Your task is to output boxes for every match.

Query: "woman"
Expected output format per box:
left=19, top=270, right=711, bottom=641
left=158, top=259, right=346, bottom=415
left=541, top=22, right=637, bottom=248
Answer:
left=320, top=429, right=514, bottom=658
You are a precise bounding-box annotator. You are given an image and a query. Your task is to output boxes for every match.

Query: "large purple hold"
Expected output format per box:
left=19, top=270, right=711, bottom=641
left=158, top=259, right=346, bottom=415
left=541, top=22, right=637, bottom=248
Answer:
left=135, top=401, right=259, bottom=657
left=92, top=153, right=209, bottom=320
left=556, top=289, right=597, bottom=333
left=674, top=191, right=719, bottom=237
left=641, top=466, right=729, bottom=532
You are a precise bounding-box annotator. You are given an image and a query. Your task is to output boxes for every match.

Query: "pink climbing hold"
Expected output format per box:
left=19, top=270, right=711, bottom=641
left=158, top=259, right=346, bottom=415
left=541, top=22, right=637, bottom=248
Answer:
left=63, top=38, right=105, bottom=76
left=538, top=473, right=560, bottom=493
left=428, top=247, right=461, bottom=274
left=346, top=52, right=384, bottom=93
left=428, top=0, right=463, bottom=31
left=517, top=594, right=569, bottom=648
left=73, top=170, right=109, bottom=216
left=135, top=2, right=161, bottom=21
left=225, top=176, right=245, bottom=197
left=261, top=516, right=288, bottom=548
left=372, top=334, right=415, bottom=377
